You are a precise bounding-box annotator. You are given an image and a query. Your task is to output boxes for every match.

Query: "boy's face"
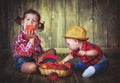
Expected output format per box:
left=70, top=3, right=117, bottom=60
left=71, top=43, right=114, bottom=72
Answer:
left=22, top=13, right=39, bottom=30
left=65, top=38, right=79, bottom=51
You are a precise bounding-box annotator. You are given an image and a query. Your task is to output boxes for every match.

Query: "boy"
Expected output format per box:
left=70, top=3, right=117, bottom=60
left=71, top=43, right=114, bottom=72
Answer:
left=61, top=25, right=109, bottom=77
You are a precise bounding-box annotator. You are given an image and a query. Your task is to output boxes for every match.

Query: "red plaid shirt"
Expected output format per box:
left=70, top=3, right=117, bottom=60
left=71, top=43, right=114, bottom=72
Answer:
left=70, top=41, right=102, bottom=66
left=12, top=30, right=43, bottom=60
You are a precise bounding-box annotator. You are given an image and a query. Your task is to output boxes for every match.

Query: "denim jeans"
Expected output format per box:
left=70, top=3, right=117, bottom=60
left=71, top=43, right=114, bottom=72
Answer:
left=73, top=55, right=109, bottom=74
left=13, top=57, right=35, bottom=71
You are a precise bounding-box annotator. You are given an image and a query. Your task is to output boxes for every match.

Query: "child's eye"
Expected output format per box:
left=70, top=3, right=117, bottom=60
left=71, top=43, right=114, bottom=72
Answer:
left=33, top=20, right=37, bottom=22
left=66, top=43, right=70, bottom=46
left=26, top=18, right=30, bottom=21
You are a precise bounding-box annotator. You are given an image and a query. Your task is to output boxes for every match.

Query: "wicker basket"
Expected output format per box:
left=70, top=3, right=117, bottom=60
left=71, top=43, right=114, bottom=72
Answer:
left=39, top=68, right=72, bottom=77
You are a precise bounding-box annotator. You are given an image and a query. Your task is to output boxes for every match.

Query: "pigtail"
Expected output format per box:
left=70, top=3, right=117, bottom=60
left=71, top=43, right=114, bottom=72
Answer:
left=38, top=21, right=45, bottom=32
left=15, top=16, right=22, bottom=25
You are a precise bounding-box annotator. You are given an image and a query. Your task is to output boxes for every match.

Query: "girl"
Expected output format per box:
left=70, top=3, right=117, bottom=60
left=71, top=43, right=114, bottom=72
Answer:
left=61, top=25, right=109, bottom=78
left=12, top=9, right=57, bottom=73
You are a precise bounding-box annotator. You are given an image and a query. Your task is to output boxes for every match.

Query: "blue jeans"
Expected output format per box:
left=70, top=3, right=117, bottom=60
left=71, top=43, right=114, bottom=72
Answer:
left=13, top=57, right=36, bottom=71
left=13, top=57, right=56, bottom=71
left=73, top=56, right=109, bottom=74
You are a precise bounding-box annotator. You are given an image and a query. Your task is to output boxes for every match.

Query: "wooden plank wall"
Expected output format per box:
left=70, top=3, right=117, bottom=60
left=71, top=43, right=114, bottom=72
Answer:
left=0, top=0, right=9, bottom=49
left=0, top=0, right=120, bottom=50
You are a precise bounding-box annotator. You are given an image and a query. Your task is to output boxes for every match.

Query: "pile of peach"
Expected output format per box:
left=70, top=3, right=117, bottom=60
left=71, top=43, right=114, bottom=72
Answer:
left=39, top=62, right=71, bottom=70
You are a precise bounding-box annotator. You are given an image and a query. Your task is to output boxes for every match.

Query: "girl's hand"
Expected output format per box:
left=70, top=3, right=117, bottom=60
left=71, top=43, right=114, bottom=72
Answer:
left=37, top=57, right=43, bottom=64
left=25, top=29, right=35, bottom=45
left=25, top=29, right=35, bottom=38
left=78, top=50, right=86, bottom=56
left=25, top=25, right=35, bottom=38
left=29, top=37, right=34, bottom=45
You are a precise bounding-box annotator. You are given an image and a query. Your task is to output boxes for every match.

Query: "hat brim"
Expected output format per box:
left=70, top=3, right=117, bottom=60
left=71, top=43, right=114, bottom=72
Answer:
left=64, top=36, right=89, bottom=41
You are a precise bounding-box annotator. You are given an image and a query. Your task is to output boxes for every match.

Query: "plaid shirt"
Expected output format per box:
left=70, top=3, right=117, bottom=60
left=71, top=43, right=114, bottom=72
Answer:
left=12, top=30, right=43, bottom=60
left=70, top=41, right=102, bottom=66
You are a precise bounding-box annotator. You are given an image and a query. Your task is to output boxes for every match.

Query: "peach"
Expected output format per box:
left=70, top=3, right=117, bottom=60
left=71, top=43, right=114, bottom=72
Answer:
left=40, top=63, right=48, bottom=69
left=26, top=25, right=35, bottom=33
left=64, top=63, right=71, bottom=69
left=49, top=72, right=58, bottom=81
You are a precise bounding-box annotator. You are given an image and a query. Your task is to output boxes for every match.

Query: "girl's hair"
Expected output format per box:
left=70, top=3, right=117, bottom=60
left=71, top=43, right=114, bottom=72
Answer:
left=15, top=9, right=44, bottom=31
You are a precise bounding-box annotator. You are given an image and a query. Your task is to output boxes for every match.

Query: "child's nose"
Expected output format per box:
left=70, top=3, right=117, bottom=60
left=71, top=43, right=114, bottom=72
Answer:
left=28, top=20, right=33, bottom=24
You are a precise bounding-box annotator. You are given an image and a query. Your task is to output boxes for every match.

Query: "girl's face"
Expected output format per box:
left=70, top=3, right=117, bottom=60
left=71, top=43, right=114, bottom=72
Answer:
left=22, top=13, right=39, bottom=30
left=65, top=38, right=79, bottom=51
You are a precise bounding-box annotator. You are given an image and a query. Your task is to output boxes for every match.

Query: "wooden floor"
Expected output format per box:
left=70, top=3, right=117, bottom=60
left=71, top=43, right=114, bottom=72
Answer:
left=0, top=52, right=120, bottom=83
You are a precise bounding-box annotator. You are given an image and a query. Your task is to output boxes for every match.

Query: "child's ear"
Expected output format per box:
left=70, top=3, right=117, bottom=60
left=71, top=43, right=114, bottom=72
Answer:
left=38, top=21, right=45, bottom=32
left=74, top=39, right=79, bottom=44
left=15, top=16, right=22, bottom=25
left=21, top=20, right=24, bottom=26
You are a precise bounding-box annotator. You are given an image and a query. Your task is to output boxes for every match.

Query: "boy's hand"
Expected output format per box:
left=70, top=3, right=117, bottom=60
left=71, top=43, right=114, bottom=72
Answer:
left=60, top=60, right=65, bottom=64
left=78, top=50, right=86, bottom=56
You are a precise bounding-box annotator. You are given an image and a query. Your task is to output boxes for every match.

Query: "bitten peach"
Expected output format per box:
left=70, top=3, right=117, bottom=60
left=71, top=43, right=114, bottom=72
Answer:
left=26, top=25, right=35, bottom=33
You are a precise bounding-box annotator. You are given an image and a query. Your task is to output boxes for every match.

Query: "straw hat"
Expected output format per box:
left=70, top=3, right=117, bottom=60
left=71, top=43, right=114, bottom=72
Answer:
left=64, top=25, right=89, bottom=40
